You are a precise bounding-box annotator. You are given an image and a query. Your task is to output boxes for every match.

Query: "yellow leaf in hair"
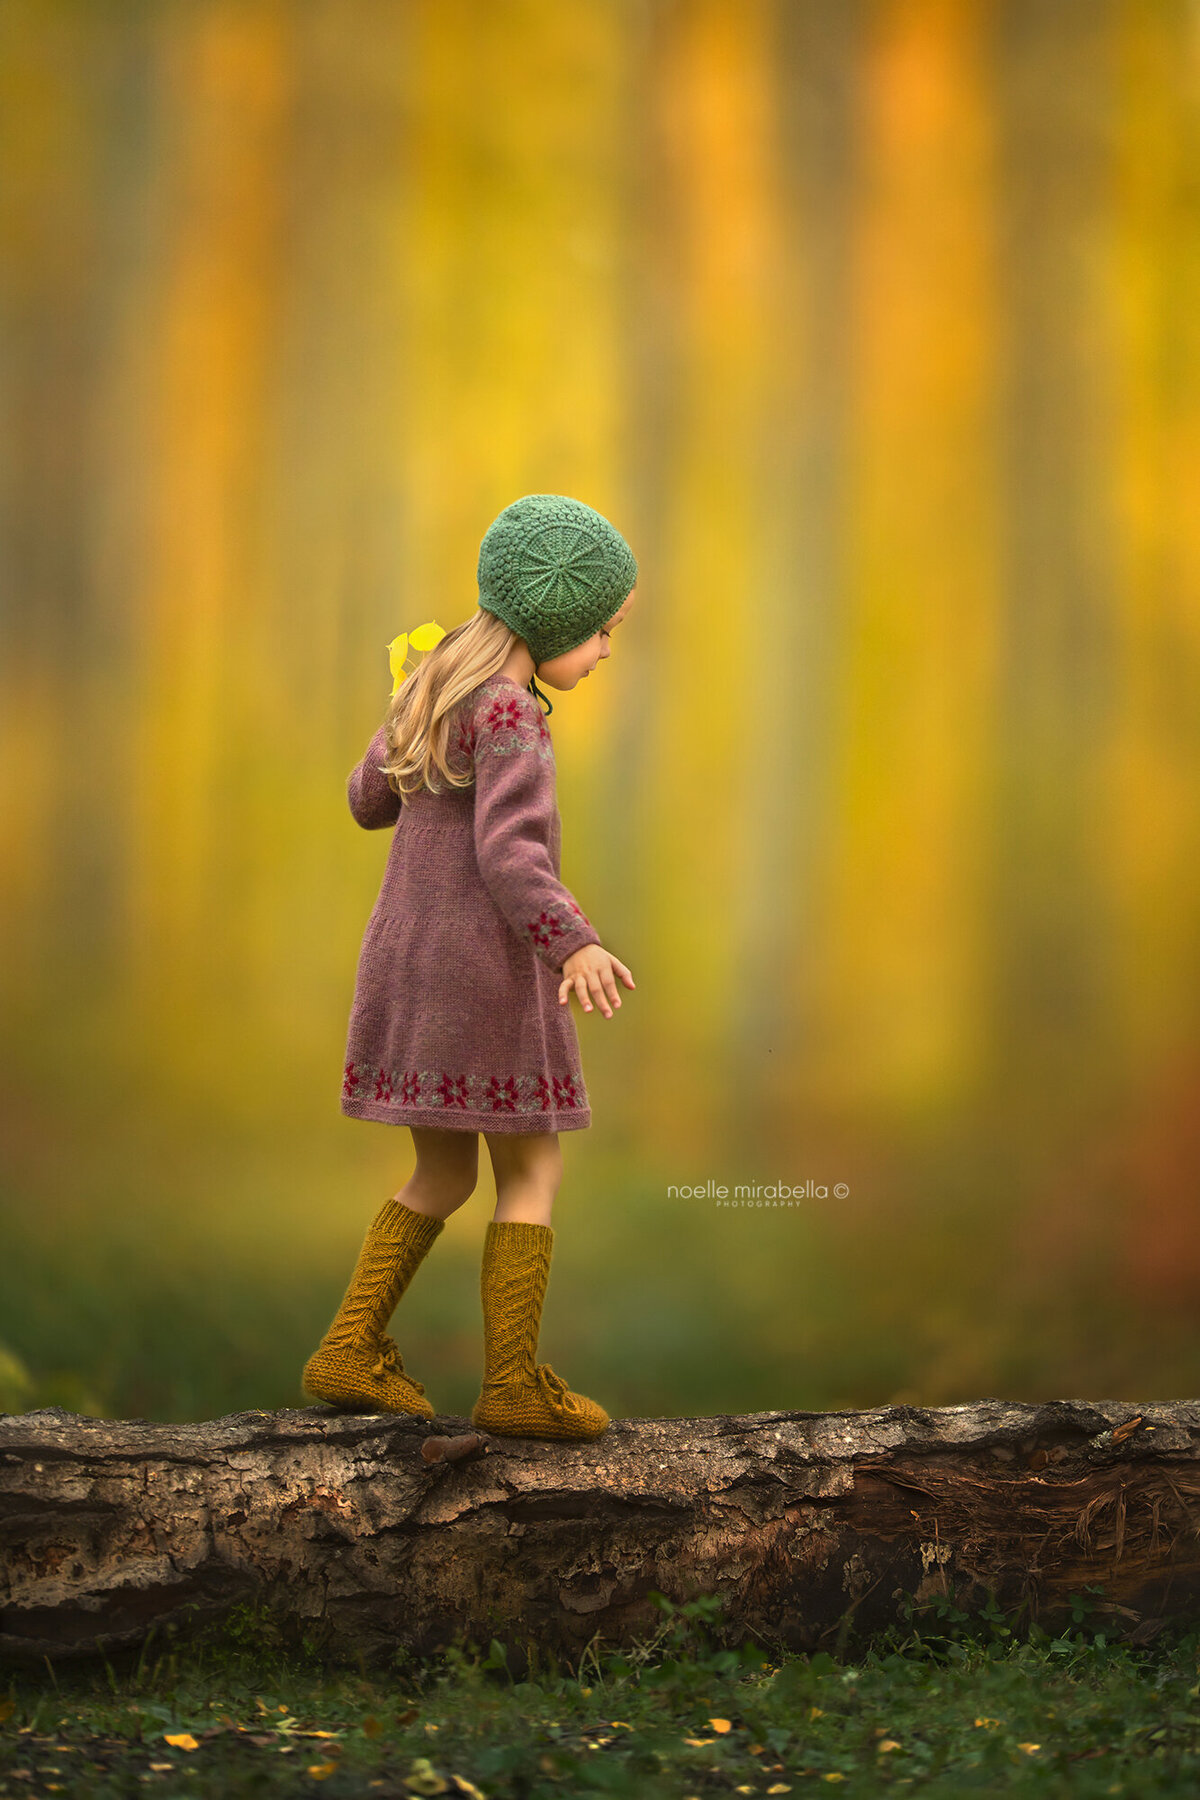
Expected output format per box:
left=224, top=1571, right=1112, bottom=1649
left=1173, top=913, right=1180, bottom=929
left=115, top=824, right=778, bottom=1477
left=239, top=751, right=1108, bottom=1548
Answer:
left=409, top=621, right=445, bottom=652
left=387, top=632, right=409, bottom=692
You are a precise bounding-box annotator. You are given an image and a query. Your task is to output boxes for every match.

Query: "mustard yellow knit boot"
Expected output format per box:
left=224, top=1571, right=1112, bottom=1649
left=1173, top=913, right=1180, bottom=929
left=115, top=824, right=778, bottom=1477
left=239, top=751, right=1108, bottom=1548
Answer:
left=470, top=1220, right=609, bottom=1441
left=301, top=1198, right=443, bottom=1417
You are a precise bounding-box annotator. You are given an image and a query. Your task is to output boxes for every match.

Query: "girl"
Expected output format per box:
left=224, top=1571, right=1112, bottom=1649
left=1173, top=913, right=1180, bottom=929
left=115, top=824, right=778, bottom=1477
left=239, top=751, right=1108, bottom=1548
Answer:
left=301, top=494, right=638, bottom=1441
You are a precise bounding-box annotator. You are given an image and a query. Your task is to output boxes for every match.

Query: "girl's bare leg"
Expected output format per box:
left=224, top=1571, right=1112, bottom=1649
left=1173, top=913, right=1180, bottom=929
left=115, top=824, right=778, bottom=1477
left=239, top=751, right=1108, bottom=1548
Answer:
left=397, top=1126, right=480, bottom=1220
left=483, top=1131, right=561, bottom=1225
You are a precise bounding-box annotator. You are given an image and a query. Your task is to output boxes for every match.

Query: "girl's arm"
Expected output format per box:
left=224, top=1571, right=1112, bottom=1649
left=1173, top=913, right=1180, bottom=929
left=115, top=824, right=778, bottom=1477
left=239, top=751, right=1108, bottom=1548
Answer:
left=347, top=724, right=402, bottom=829
left=471, top=687, right=603, bottom=972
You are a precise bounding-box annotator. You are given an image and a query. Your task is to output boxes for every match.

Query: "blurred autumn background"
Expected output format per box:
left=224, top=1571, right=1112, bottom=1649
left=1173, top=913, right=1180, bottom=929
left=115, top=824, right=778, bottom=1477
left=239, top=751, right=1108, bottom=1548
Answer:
left=2, top=0, right=1199, bottom=1424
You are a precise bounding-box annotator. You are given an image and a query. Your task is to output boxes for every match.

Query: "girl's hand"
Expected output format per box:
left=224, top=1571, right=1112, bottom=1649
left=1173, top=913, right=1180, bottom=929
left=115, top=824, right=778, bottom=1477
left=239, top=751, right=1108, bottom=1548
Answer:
left=558, top=945, right=635, bottom=1018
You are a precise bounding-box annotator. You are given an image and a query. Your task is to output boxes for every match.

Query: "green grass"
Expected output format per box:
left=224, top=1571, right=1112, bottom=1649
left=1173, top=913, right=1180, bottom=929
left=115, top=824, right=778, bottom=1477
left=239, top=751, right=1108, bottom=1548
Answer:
left=3, top=1595, right=1200, bottom=1798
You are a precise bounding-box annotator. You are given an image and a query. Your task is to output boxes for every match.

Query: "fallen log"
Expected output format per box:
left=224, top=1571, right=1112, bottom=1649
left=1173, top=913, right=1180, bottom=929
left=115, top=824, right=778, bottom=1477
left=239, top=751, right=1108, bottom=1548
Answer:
left=2, top=1399, right=1197, bottom=1668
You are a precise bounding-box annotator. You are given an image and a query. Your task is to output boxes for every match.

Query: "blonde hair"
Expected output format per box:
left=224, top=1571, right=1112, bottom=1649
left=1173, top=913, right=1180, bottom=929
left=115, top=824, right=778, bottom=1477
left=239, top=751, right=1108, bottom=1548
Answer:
left=379, top=608, right=522, bottom=800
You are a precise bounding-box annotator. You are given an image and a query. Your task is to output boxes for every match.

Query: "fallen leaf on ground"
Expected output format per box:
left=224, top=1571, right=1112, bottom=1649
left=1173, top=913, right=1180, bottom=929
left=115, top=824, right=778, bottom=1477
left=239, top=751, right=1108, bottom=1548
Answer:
left=405, top=1757, right=449, bottom=1795
left=163, top=1734, right=198, bottom=1752
left=449, top=1778, right=487, bottom=1800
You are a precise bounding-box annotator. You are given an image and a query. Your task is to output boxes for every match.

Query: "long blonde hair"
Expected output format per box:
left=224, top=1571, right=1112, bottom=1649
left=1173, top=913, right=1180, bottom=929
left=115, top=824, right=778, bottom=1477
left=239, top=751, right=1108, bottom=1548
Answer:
left=379, top=608, right=522, bottom=800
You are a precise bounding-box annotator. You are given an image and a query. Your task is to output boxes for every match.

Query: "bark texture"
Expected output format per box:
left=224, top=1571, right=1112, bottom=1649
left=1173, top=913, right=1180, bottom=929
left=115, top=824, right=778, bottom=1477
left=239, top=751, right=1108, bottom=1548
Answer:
left=2, top=1399, right=1197, bottom=1667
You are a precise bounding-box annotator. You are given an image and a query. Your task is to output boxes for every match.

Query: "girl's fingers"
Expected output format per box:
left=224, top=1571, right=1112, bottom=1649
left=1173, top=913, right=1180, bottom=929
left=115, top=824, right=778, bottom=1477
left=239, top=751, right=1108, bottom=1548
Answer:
left=588, top=972, right=614, bottom=1018
left=559, top=957, right=633, bottom=1012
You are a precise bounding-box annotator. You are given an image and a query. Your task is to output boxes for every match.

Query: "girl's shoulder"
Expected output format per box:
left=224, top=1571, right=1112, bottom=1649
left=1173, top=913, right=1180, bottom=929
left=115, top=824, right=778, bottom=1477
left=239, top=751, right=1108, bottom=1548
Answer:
left=462, top=675, right=554, bottom=763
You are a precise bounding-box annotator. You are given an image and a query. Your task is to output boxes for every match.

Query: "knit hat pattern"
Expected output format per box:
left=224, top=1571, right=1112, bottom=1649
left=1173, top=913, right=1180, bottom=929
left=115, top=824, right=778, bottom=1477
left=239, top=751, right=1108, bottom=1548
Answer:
left=476, top=494, right=638, bottom=665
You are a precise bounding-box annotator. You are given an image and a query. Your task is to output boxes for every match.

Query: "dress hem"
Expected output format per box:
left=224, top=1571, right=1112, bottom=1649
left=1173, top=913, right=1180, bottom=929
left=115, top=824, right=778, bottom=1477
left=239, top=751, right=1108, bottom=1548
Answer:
left=341, top=1099, right=591, bottom=1133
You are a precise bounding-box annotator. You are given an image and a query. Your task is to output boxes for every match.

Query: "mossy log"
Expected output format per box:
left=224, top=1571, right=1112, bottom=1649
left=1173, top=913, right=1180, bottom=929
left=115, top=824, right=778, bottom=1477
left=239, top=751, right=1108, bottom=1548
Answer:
left=2, top=1400, right=1197, bottom=1668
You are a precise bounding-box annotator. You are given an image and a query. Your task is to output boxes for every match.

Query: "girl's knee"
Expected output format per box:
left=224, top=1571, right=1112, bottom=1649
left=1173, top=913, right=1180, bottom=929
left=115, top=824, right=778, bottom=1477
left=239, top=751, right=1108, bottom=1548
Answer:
left=410, top=1127, right=480, bottom=1206
left=433, top=1164, right=480, bottom=1209
left=484, top=1130, right=561, bottom=1188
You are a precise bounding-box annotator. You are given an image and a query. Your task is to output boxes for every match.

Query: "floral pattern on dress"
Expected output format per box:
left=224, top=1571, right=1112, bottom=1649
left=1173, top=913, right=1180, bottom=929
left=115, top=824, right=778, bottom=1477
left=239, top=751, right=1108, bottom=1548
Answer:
left=452, top=719, right=477, bottom=766
left=434, top=1072, right=470, bottom=1109
left=472, top=680, right=555, bottom=765
left=526, top=896, right=593, bottom=948
left=343, top=1065, right=586, bottom=1117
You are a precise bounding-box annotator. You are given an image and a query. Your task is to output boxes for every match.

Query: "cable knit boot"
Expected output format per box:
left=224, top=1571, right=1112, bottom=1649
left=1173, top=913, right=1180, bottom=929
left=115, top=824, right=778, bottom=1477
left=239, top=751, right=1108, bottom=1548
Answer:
left=470, top=1220, right=609, bottom=1441
left=301, top=1198, right=443, bottom=1417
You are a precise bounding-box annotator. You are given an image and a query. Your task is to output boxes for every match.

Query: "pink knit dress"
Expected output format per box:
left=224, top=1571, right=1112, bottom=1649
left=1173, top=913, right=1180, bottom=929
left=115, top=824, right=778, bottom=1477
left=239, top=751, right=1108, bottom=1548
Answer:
left=339, top=674, right=603, bottom=1133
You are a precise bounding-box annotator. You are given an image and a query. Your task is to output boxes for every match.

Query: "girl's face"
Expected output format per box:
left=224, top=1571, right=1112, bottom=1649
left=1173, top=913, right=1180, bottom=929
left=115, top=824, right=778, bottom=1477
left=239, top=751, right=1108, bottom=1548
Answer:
left=536, top=585, right=638, bottom=691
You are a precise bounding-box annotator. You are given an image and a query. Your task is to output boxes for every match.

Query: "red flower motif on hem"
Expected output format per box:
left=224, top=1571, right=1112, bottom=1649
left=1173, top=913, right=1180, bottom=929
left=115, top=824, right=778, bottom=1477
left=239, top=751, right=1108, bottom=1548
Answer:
left=552, top=1076, right=580, bottom=1109
left=534, top=1074, right=553, bottom=1111
left=435, top=1072, right=469, bottom=1108
left=484, top=1075, right=519, bottom=1112
left=399, top=1071, right=421, bottom=1105
left=343, top=1059, right=361, bottom=1098
left=374, top=1067, right=394, bottom=1103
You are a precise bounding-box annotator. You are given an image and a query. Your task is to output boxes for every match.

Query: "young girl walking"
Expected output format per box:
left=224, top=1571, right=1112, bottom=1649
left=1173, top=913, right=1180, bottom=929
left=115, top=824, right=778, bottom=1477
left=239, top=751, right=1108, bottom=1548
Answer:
left=301, top=494, right=638, bottom=1441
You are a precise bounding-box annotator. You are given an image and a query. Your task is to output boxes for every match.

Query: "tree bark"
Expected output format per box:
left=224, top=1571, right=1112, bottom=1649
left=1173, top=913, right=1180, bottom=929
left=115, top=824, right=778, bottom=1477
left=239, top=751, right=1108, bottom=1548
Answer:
left=3, top=1399, right=1197, bottom=1668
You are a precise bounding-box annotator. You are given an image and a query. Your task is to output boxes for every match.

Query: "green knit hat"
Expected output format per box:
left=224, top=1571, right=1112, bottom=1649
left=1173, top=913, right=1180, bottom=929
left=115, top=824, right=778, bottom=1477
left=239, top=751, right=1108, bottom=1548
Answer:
left=476, top=494, right=638, bottom=665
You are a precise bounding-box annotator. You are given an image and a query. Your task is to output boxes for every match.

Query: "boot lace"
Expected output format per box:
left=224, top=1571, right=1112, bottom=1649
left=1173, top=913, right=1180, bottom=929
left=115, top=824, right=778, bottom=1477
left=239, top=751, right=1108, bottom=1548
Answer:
left=535, top=1362, right=578, bottom=1411
left=371, top=1333, right=425, bottom=1394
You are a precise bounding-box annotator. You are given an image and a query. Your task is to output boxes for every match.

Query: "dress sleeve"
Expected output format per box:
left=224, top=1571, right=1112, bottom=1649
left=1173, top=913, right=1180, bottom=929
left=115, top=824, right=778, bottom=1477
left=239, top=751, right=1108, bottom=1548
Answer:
left=347, top=724, right=402, bottom=830
left=471, top=685, right=603, bottom=973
